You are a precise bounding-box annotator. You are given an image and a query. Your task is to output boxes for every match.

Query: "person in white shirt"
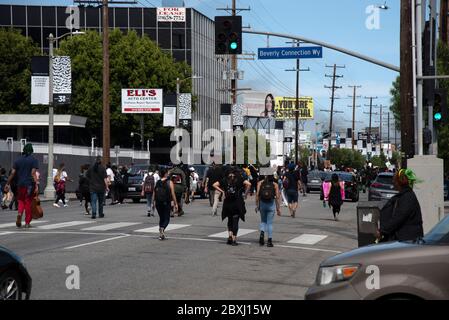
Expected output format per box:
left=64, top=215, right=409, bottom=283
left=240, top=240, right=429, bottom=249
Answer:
left=53, top=163, right=71, bottom=208
left=189, top=167, right=199, bottom=202
left=141, top=167, right=160, bottom=216
left=106, top=163, right=117, bottom=205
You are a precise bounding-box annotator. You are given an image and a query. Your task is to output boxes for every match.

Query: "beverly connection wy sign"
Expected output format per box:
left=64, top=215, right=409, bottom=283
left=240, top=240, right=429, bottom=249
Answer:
left=258, top=46, right=323, bottom=60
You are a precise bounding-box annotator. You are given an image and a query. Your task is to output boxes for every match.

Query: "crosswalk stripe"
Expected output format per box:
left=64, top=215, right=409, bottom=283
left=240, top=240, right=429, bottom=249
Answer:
left=0, top=231, right=14, bottom=236
left=287, top=234, right=328, bottom=245
left=82, top=222, right=141, bottom=231
left=0, top=220, right=48, bottom=229
left=208, top=229, right=257, bottom=239
left=134, top=224, right=191, bottom=233
left=37, top=221, right=95, bottom=230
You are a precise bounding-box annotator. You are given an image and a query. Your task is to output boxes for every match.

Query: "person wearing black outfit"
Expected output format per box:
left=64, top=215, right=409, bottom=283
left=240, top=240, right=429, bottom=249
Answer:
left=78, top=164, right=91, bottom=215
left=213, top=167, right=251, bottom=246
left=249, top=164, right=259, bottom=196
left=204, top=163, right=224, bottom=215
left=300, top=162, right=308, bottom=196
left=283, top=163, right=301, bottom=218
left=377, top=169, right=424, bottom=242
left=328, top=173, right=343, bottom=221
left=86, top=156, right=109, bottom=219
left=152, top=168, right=178, bottom=241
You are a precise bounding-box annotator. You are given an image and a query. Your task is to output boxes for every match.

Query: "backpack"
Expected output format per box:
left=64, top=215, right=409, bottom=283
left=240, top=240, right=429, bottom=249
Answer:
left=115, top=172, right=123, bottom=185
left=143, top=174, right=155, bottom=194
left=282, top=178, right=289, bottom=190
left=155, top=180, right=170, bottom=203
left=225, top=176, right=239, bottom=200
left=260, top=179, right=275, bottom=202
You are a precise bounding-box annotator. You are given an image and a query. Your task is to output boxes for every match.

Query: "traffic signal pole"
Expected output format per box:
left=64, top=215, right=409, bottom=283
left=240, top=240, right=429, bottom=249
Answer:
left=231, top=0, right=237, bottom=105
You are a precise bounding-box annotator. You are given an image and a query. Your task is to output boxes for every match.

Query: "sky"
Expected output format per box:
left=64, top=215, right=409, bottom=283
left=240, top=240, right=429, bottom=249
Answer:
left=1, top=0, right=403, bottom=136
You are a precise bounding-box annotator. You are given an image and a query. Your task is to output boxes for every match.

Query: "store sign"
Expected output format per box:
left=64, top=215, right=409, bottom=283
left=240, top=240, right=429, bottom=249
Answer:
left=121, top=89, right=163, bottom=113
left=157, top=7, right=186, bottom=22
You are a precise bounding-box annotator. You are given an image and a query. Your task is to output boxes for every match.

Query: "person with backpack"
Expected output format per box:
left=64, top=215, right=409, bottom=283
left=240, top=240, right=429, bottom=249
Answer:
left=256, top=173, right=281, bottom=247
left=283, top=163, right=301, bottom=218
left=152, top=168, right=178, bottom=240
left=213, top=167, right=251, bottom=246
left=141, top=167, right=159, bottom=217
left=169, top=164, right=186, bottom=217
left=53, top=163, right=70, bottom=208
left=328, top=173, right=345, bottom=221
left=78, top=164, right=91, bottom=215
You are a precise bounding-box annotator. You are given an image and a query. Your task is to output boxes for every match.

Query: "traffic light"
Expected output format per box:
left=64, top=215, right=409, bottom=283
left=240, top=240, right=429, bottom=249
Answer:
left=215, top=16, right=242, bottom=55
left=434, top=89, right=448, bottom=125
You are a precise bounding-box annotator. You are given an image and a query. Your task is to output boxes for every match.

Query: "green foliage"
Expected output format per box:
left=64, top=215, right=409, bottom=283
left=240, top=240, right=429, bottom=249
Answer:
left=389, top=76, right=401, bottom=131
left=241, top=129, right=271, bottom=165
left=56, top=29, right=193, bottom=147
left=370, top=152, right=388, bottom=169
left=328, top=148, right=365, bottom=170
left=0, top=28, right=40, bottom=114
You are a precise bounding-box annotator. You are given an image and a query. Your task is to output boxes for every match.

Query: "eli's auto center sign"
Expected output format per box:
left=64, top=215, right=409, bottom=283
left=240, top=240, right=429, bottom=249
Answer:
left=121, top=89, right=163, bottom=114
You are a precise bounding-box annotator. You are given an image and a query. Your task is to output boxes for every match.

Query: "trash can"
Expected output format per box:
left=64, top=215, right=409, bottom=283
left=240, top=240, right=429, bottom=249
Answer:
left=356, top=201, right=386, bottom=247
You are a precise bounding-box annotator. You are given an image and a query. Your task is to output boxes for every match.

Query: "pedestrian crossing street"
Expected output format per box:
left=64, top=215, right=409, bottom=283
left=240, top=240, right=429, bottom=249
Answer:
left=0, top=219, right=329, bottom=245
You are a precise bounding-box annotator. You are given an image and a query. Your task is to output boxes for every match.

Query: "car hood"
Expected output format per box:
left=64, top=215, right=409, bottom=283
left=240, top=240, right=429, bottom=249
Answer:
left=321, top=241, right=421, bottom=267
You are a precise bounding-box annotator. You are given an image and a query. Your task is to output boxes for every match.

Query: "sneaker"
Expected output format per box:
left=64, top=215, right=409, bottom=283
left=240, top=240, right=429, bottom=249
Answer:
left=91, top=216, right=97, bottom=219
left=63, top=204, right=68, bottom=208
left=231, top=240, right=238, bottom=246
left=259, top=231, right=265, bottom=246
left=99, top=214, right=105, bottom=218
left=84, top=212, right=90, bottom=216
left=53, top=203, right=60, bottom=208
left=226, top=237, right=233, bottom=245
left=16, top=215, right=22, bottom=228
left=267, top=238, right=274, bottom=247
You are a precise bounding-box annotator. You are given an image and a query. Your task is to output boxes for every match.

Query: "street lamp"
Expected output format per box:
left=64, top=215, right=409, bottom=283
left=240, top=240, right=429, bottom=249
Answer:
left=43, top=31, right=84, bottom=200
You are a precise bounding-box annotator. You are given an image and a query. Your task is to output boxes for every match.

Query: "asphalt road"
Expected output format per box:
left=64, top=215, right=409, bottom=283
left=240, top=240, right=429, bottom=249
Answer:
left=0, top=191, right=361, bottom=300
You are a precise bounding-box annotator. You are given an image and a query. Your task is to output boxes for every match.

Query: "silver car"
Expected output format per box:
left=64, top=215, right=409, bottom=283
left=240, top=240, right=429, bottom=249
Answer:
left=305, top=215, right=449, bottom=300
left=368, top=172, right=398, bottom=201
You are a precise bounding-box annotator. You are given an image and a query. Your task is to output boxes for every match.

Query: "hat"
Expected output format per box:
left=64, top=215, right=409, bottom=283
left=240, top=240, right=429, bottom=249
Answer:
left=288, top=163, right=295, bottom=171
left=189, top=167, right=195, bottom=172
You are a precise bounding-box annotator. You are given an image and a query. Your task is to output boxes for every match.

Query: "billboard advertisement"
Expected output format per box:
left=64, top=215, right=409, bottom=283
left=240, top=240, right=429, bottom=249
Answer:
left=242, top=92, right=276, bottom=118
left=274, top=96, right=314, bottom=120
left=157, top=7, right=186, bottom=22
left=121, top=89, right=163, bottom=113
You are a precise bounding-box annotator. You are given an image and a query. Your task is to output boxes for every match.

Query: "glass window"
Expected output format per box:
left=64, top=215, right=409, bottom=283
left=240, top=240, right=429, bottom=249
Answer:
left=423, top=215, right=449, bottom=244
left=27, top=6, right=41, bottom=26
left=172, top=29, right=185, bottom=49
left=86, top=6, right=99, bottom=27
left=375, top=175, right=394, bottom=185
left=158, top=21, right=171, bottom=29
left=186, top=50, right=191, bottom=64
left=43, top=27, right=56, bottom=46
left=42, top=6, right=56, bottom=26
left=0, top=5, right=11, bottom=25
left=158, top=28, right=171, bottom=49
left=28, top=26, right=42, bottom=47
left=129, top=8, right=142, bottom=28
left=12, top=5, right=26, bottom=25
left=186, top=29, right=191, bottom=50
left=114, top=8, right=128, bottom=28
left=172, top=50, right=186, bottom=62
left=143, top=8, right=156, bottom=28
left=99, top=7, right=113, bottom=28
left=144, top=28, right=156, bottom=41
left=79, top=6, right=85, bottom=28
left=57, top=6, right=68, bottom=27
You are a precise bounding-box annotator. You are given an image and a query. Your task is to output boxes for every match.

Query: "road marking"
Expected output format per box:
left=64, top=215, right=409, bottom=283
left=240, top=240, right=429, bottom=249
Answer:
left=0, top=220, right=48, bottom=229
left=134, top=224, right=191, bottom=233
left=38, top=221, right=95, bottom=230
left=64, top=235, right=130, bottom=250
left=132, top=234, right=252, bottom=245
left=276, top=244, right=342, bottom=254
left=287, top=234, right=328, bottom=245
left=208, top=229, right=257, bottom=239
left=0, top=231, right=13, bottom=236
left=81, top=222, right=141, bottom=231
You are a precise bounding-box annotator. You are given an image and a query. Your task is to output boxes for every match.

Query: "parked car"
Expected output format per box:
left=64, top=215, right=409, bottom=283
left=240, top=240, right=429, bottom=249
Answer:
left=368, top=172, right=398, bottom=201
left=126, top=164, right=170, bottom=203
left=307, top=170, right=325, bottom=193
left=320, top=171, right=359, bottom=202
left=0, top=246, right=32, bottom=300
left=305, top=214, right=449, bottom=300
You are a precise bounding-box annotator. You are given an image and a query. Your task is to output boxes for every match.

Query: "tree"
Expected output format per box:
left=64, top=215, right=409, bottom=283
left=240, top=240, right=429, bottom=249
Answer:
left=328, top=148, right=365, bottom=170
left=0, top=29, right=40, bottom=114
left=56, top=29, right=193, bottom=148
left=389, top=76, right=401, bottom=131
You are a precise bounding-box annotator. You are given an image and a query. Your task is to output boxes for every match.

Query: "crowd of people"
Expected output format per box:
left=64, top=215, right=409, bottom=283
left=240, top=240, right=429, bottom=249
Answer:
left=1, top=142, right=426, bottom=248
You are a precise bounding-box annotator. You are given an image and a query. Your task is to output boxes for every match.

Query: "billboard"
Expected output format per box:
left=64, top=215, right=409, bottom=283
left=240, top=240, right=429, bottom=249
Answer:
left=274, top=97, right=314, bottom=120
left=121, top=89, right=163, bottom=113
left=157, top=7, right=186, bottom=22
left=242, top=92, right=276, bottom=118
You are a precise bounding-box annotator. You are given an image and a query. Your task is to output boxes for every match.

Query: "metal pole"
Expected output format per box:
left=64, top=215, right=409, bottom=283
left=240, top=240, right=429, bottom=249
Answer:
left=416, top=0, right=424, bottom=155
left=328, top=64, right=337, bottom=149
left=44, top=34, right=56, bottom=199
left=102, top=0, right=110, bottom=164
left=176, top=77, right=180, bottom=128
left=295, top=43, right=300, bottom=163
left=369, top=98, right=373, bottom=144
left=140, top=115, right=144, bottom=151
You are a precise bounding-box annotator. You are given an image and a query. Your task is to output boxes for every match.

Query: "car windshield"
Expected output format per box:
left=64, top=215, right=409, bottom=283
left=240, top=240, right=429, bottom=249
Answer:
left=308, top=171, right=321, bottom=180
left=193, top=165, right=207, bottom=178
left=324, top=173, right=353, bottom=182
left=423, top=215, right=449, bottom=244
left=376, top=175, right=394, bottom=185
left=129, top=165, right=147, bottom=175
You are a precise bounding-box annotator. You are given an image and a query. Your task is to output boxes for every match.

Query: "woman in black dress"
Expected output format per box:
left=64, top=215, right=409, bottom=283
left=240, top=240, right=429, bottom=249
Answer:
left=328, top=173, right=343, bottom=221
left=213, top=167, right=251, bottom=246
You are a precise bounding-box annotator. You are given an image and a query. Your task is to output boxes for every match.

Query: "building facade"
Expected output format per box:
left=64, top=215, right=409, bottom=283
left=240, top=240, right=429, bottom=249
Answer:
left=0, top=4, right=230, bottom=160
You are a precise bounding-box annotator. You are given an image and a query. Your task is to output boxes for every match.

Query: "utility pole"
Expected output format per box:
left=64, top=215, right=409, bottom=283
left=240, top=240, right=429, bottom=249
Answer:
left=440, top=0, right=449, bottom=47
left=324, top=64, right=345, bottom=158
left=140, top=115, right=144, bottom=151
left=102, top=0, right=110, bottom=164
left=231, top=0, right=237, bottom=105
left=348, top=85, right=362, bottom=150
left=364, top=96, right=378, bottom=144
left=286, top=41, right=310, bottom=163
left=400, top=0, right=415, bottom=165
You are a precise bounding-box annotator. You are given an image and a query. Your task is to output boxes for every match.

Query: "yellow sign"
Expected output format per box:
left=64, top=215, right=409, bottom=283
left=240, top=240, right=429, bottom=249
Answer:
left=274, top=96, right=314, bottom=120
